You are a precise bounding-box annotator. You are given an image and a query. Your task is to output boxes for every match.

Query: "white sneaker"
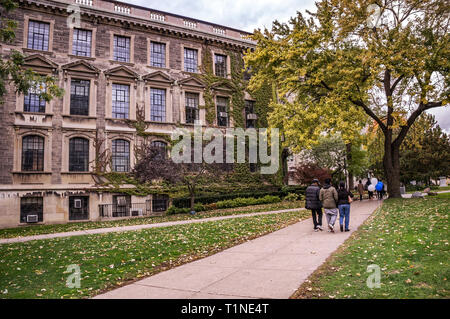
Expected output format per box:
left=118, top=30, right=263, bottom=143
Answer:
left=318, top=226, right=323, bottom=231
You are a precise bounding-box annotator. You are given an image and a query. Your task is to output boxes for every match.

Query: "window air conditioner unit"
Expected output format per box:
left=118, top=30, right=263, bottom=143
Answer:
left=130, top=208, right=143, bottom=217
left=219, top=112, right=228, bottom=118
left=246, top=113, right=258, bottom=120
left=194, top=119, right=202, bottom=125
left=74, top=199, right=82, bottom=209
left=26, top=215, right=39, bottom=223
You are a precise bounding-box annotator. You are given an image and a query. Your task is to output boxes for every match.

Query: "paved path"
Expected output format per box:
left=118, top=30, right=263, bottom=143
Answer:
left=94, top=200, right=382, bottom=299
left=0, top=209, right=302, bottom=245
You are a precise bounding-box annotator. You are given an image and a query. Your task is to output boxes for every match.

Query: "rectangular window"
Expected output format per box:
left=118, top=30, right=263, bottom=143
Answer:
left=22, top=136, right=44, bottom=171
left=112, top=140, right=130, bottom=172
left=20, top=197, right=43, bottom=223
left=217, top=97, right=229, bottom=127
left=184, top=48, right=198, bottom=73
left=150, top=42, right=166, bottom=68
left=27, top=21, right=50, bottom=51
left=215, top=54, right=227, bottom=78
left=72, top=28, right=92, bottom=57
left=113, top=195, right=131, bottom=217
left=185, top=92, right=199, bottom=124
left=70, top=79, right=90, bottom=116
left=152, top=195, right=169, bottom=212
left=245, top=100, right=256, bottom=128
left=112, top=84, right=130, bottom=119
left=69, top=196, right=89, bottom=221
left=113, top=35, right=131, bottom=62
left=150, top=88, right=166, bottom=122
left=24, top=83, right=46, bottom=113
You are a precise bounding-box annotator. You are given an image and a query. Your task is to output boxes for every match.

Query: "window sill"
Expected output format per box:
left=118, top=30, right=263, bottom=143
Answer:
left=61, top=172, right=92, bottom=175
left=16, top=111, right=53, bottom=116
left=109, top=60, right=135, bottom=67
left=12, top=171, right=52, bottom=175
left=68, top=54, right=96, bottom=61
left=182, top=71, right=201, bottom=76
left=62, top=114, right=97, bottom=120
left=147, top=65, right=170, bottom=71
left=22, top=48, right=53, bottom=55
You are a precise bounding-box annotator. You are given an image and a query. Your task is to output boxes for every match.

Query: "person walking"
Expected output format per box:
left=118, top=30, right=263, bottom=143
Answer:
left=337, top=181, right=354, bottom=232
left=366, top=179, right=374, bottom=200
left=376, top=180, right=384, bottom=200
left=319, top=178, right=339, bottom=233
left=305, top=179, right=323, bottom=232
left=357, top=180, right=365, bottom=201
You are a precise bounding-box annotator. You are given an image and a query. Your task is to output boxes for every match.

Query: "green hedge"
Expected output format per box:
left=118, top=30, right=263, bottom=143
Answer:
left=172, top=186, right=306, bottom=208
left=167, top=195, right=284, bottom=215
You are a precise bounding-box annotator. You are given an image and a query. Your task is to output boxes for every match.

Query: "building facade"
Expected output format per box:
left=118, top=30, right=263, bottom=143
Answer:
left=0, top=0, right=256, bottom=228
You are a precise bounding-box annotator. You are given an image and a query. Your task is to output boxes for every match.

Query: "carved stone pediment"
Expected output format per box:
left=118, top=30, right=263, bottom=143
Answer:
left=105, top=65, right=139, bottom=80
left=211, top=81, right=234, bottom=92
left=178, top=76, right=205, bottom=88
left=23, top=54, right=58, bottom=73
left=143, top=71, right=174, bottom=84
left=62, top=60, right=100, bottom=77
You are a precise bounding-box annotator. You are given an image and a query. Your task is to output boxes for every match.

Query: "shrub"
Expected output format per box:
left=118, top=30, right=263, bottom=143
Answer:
left=215, top=195, right=281, bottom=209
left=167, top=203, right=206, bottom=215
left=283, top=193, right=299, bottom=202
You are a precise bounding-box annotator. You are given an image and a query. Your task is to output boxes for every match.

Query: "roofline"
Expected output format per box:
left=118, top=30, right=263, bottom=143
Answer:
left=110, top=0, right=254, bottom=36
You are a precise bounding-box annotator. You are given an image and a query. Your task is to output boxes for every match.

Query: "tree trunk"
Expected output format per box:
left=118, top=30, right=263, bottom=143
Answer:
left=346, top=143, right=354, bottom=190
left=384, top=141, right=402, bottom=198
left=190, top=193, right=195, bottom=211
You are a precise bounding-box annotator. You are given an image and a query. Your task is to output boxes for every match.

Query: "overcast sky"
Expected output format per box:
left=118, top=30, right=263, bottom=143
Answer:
left=122, top=0, right=449, bottom=132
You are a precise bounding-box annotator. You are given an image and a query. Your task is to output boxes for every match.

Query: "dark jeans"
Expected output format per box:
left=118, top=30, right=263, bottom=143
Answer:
left=311, top=208, right=323, bottom=229
left=359, top=194, right=363, bottom=201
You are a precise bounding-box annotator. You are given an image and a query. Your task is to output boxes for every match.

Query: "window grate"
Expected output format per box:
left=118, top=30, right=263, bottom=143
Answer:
left=69, top=196, right=89, bottom=220
left=20, top=197, right=43, bottom=223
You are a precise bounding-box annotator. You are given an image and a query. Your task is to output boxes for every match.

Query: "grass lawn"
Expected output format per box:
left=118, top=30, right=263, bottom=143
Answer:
left=291, top=197, right=450, bottom=299
left=0, top=200, right=304, bottom=239
left=0, top=210, right=309, bottom=299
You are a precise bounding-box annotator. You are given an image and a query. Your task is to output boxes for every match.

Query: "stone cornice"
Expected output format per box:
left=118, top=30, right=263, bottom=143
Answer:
left=19, top=0, right=256, bottom=50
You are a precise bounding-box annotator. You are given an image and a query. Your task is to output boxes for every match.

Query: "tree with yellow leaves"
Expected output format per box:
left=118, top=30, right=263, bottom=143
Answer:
left=245, top=0, right=449, bottom=198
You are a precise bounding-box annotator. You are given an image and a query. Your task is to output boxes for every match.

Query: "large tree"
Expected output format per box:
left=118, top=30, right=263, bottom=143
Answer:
left=0, top=0, right=62, bottom=101
left=245, top=0, right=449, bottom=198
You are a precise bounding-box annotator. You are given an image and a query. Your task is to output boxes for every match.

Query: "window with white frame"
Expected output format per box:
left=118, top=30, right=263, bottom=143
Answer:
left=72, top=28, right=92, bottom=57
left=185, top=92, right=199, bottom=124
left=150, top=88, right=166, bottom=122
left=150, top=42, right=166, bottom=68
left=113, top=35, right=131, bottom=62
left=27, top=20, right=50, bottom=51
left=112, top=139, right=130, bottom=172
left=184, top=48, right=198, bottom=73
left=112, top=84, right=130, bottom=119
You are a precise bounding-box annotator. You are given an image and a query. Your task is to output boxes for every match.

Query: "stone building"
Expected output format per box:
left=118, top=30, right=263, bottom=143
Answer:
left=0, top=0, right=256, bottom=228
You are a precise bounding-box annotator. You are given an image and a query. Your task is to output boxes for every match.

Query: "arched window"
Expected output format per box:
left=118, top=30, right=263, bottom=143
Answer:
left=151, top=141, right=167, bottom=160
left=112, top=139, right=130, bottom=172
left=22, top=135, right=44, bottom=171
left=69, top=137, right=89, bottom=172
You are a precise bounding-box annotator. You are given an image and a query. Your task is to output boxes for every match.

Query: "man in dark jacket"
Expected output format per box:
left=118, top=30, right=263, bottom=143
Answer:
left=305, top=179, right=323, bottom=231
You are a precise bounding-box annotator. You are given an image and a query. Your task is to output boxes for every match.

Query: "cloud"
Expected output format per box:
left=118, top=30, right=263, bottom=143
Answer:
left=123, top=0, right=316, bottom=32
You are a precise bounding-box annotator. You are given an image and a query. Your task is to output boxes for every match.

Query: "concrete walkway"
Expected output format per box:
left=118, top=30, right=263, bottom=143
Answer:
left=94, top=200, right=382, bottom=299
left=0, top=208, right=302, bottom=245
